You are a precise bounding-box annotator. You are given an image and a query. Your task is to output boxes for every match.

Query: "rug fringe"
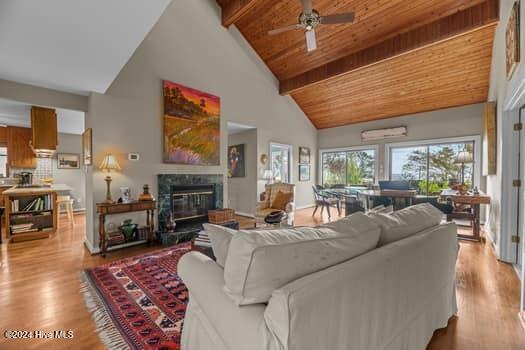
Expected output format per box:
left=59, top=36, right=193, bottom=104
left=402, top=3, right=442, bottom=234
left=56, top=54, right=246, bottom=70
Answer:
left=80, top=271, right=130, bottom=350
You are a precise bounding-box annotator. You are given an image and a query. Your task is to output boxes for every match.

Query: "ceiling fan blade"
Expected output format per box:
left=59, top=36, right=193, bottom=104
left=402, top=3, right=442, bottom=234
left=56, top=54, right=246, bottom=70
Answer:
left=305, top=29, right=317, bottom=52
left=321, top=12, right=355, bottom=24
left=300, top=0, right=313, bottom=14
left=268, top=24, right=301, bottom=36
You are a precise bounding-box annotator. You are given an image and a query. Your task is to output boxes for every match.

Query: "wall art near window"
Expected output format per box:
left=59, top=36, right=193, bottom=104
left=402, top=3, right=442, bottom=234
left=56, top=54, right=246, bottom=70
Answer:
left=483, top=102, right=497, bottom=175
left=57, top=153, right=80, bottom=169
left=228, top=144, right=245, bottom=178
left=299, top=146, right=310, bottom=164
left=82, top=128, right=92, bottom=166
left=163, top=80, right=220, bottom=165
left=299, top=164, right=310, bottom=182
left=506, top=1, right=520, bottom=79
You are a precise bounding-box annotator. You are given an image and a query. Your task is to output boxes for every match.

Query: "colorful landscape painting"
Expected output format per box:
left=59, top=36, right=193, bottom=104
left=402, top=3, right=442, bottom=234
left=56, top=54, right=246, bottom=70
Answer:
left=163, top=80, right=220, bottom=165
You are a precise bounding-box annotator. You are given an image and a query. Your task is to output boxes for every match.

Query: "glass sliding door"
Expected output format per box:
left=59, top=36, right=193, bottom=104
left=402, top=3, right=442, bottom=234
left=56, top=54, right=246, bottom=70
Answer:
left=389, top=140, right=475, bottom=195
left=271, top=143, right=292, bottom=183
left=321, top=148, right=376, bottom=186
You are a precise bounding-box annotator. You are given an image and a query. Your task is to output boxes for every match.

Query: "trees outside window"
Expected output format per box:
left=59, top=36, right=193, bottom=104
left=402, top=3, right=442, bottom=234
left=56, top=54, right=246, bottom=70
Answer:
left=390, top=142, right=474, bottom=195
left=322, top=149, right=375, bottom=186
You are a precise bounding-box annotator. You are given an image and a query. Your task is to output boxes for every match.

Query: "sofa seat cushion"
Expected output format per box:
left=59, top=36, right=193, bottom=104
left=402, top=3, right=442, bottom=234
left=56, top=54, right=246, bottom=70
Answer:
left=370, top=203, right=443, bottom=246
left=202, top=224, right=236, bottom=268
left=223, top=224, right=381, bottom=305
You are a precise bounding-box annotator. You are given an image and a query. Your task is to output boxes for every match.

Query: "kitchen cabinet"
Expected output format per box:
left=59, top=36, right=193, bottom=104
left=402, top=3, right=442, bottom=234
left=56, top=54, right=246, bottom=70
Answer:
left=31, top=106, right=57, bottom=153
left=0, top=127, right=7, bottom=144
left=7, top=126, right=37, bottom=169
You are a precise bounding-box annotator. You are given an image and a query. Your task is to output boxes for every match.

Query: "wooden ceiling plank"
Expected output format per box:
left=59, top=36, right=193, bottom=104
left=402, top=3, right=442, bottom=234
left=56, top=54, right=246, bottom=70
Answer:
left=279, top=0, right=499, bottom=95
left=221, top=0, right=263, bottom=27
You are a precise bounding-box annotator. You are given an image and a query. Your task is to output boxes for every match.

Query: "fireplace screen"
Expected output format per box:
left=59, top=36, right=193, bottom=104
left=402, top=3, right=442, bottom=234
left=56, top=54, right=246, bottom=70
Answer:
left=171, top=185, right=215, bottom=221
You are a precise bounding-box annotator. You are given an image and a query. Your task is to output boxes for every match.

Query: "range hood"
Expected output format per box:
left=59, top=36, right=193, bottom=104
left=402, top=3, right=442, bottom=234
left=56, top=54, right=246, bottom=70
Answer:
left=30, top=106, right=58, bottom=158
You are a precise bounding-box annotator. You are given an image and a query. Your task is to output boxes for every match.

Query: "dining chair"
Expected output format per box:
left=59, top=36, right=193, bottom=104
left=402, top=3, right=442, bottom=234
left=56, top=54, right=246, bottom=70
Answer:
left=312, top=186, right=341, bottom=218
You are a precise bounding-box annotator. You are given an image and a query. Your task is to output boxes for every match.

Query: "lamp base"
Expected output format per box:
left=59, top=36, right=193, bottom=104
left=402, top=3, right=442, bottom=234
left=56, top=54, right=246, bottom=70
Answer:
left=104, top=175, right=113, bottom=204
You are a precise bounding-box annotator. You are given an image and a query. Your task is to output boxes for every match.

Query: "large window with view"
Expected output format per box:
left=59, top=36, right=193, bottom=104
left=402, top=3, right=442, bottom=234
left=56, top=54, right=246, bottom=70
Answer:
left=321, top=148, right=376, bottom=186
left=389, top=139, right=476, bottom=195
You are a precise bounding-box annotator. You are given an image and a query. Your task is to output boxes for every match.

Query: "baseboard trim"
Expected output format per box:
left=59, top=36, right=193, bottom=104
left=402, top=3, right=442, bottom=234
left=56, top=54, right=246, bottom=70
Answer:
left=236, top=212, right=255, bottom=218
left=84, top=240, right=100, bottom=255
left=296, top=204, right=315, bottom=210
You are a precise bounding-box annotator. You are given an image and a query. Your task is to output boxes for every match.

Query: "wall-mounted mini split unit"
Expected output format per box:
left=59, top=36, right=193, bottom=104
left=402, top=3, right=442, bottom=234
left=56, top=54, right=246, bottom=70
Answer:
left=361, top=126, right=407, bottom=141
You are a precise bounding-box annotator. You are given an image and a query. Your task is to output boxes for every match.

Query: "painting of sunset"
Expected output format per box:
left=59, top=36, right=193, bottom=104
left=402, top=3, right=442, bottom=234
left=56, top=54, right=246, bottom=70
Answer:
left=163, top=80, right=220, bottom=165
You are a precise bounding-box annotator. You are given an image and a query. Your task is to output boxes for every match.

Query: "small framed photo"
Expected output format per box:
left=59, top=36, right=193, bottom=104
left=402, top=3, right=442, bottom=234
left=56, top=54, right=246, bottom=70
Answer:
left=120, top=187, right=131, bottom=203
left=299, top=147, right=310, bottom=164
left=57, top=153, right=80, bottom=169
left=299, top=164, right=310, bottom=182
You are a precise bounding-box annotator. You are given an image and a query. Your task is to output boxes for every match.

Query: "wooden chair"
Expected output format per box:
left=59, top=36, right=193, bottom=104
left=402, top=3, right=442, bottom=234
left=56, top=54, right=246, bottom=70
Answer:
left=57, top=195, right=75, bottom=226
left=312, top=186, right=341, bottom=218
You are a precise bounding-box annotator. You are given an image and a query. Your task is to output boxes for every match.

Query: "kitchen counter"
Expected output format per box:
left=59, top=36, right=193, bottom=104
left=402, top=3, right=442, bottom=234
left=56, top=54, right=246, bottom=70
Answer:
left=3, top=186, right=57, bottom=196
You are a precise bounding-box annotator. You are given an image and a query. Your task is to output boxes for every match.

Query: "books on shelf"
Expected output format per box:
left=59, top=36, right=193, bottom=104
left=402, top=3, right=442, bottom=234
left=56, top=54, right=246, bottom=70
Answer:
left=10, top=194, right=53, bottom=213
left=194, top=230, right=212, bottom=248
left=11, top=223, right=38, bottom=234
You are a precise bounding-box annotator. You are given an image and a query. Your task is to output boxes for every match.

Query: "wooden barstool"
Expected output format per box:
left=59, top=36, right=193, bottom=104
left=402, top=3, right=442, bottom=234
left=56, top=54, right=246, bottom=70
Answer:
left=57, top=195, right=75, bottom=226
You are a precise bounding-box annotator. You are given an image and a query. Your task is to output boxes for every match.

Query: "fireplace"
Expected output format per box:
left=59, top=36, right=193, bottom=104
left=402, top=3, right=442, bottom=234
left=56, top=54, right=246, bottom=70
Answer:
left=158, top=174, right=223, bottom=233
left=170, top=184, right=216, bottom=222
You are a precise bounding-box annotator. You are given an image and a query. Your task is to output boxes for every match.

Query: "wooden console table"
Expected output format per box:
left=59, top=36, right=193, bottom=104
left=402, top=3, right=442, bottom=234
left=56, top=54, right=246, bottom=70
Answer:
left=96, top=200, right=156, bottom=257
left=440, top=189, right=491, bottom=242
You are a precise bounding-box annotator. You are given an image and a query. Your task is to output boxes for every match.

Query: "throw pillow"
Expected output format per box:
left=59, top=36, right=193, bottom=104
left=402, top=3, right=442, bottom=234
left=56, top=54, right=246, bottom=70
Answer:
left=223, top=225, right=381, bottom=305
left=370, top=203, right=443, bottom=246
left=271, top=191, right=292, bottom=210
left=202, top=223, right=236, bottom=268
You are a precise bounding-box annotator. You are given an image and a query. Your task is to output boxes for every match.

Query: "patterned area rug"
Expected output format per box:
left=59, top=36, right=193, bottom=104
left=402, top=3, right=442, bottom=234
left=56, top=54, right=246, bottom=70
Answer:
left=81, top=242, right=193, bottom=350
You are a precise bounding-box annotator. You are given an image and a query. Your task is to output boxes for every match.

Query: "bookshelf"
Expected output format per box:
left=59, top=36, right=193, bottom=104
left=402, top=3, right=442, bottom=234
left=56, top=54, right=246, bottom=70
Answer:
left=4, top=187, right=57, bottom=242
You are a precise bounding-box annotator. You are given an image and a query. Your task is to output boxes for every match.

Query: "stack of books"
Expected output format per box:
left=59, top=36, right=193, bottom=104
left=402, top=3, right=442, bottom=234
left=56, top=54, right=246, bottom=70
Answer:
left=11, top=223, right=38, bottom=234
left=107, top=231, right=126, bottom=246
left=194, top=230, right=212, bottom=247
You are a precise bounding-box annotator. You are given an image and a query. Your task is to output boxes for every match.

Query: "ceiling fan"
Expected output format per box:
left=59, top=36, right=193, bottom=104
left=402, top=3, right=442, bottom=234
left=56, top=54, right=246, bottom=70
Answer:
left=268, top=0, right=355, bottom=52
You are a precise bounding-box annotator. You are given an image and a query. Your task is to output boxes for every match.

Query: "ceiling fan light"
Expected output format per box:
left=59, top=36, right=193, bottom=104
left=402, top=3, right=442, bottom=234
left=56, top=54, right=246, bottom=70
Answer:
left=305, top=25, right=313, bottom=31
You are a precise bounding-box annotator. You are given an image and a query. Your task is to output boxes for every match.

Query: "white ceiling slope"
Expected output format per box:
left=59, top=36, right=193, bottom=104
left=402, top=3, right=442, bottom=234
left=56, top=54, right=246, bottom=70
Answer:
left=0, top=0, right=171, bottom=95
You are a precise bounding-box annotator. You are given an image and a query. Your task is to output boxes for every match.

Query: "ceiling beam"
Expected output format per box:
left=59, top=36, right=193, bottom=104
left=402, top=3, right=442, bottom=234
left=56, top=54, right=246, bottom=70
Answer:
left=279, top=0, right=499, bottom=95
left=220, top=0, right=262, bottom=28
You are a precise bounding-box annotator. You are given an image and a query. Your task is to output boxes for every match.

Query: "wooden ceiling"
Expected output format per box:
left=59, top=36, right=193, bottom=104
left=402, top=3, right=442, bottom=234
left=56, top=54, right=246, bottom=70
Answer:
left=218, top=0, right=499, bottom=129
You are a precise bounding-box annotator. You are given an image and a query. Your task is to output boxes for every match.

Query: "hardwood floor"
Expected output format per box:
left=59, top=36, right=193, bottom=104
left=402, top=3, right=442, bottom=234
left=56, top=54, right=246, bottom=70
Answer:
left=0, top=209, right=523, bottom=349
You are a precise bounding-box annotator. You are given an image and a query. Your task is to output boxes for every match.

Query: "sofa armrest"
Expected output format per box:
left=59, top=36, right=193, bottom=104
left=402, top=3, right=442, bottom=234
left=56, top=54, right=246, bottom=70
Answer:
left=285, top=201, right=295, bottom=213
left=178, top=252, right=270, bottom=350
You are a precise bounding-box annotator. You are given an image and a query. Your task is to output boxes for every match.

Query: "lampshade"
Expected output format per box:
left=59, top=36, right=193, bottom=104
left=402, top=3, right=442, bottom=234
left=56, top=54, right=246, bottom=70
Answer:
left=454, top=151, right=473, bottom=164
left=99, top=153, right=121, bottom=172
left=263, top=170, right=273, bottom=180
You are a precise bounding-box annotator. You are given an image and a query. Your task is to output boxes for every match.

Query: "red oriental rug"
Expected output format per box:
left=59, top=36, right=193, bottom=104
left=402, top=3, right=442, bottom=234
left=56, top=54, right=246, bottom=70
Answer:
left=81, top=242, right=194, bottom=350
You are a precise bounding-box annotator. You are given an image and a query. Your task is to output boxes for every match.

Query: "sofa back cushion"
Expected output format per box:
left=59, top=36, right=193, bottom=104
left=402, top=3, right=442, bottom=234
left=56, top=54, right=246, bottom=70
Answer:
left=223, top=222, right=381, bottom=306
left=271, top=191, right=293, bottom=210
left=318, top=212, right=381, bottom=236
left=370, top=203, right=443, bottom=246
left=202, top=224, right=236, bottom=268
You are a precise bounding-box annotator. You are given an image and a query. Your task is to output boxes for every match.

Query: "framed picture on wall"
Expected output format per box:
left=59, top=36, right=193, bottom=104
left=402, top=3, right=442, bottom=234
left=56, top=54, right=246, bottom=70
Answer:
left=228, top=144, right=246, bottom=177
left=82, top=128, right=93, bottom=166
left=506, top=1, right=520, bottom=79
left=299, top=164, right=310, bottom=182
left=299, top=147, right=310, bottom=164
left=57, top=153, right=80, bottom=169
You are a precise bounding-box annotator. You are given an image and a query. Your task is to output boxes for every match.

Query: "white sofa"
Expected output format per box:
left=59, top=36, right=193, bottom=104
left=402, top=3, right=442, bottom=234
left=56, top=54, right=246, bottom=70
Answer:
left=179, top=205, right=458, bottom=350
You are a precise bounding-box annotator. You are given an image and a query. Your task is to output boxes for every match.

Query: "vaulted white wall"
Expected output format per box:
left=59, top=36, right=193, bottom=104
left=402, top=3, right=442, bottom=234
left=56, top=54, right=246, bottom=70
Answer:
left=84, top=0, right=318, bottom=251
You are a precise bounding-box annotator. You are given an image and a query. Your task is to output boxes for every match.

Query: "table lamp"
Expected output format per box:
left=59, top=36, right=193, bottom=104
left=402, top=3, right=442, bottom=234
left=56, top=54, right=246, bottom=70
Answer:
left=263, top=169, right=273, bottom=184
left=99, top=153, right=121, bottom=204
left=454, top=151, right=473, bottom=185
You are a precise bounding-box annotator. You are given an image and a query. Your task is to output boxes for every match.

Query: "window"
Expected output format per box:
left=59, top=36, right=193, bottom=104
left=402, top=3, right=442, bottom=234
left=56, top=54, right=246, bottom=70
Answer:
left=321, top=148, right=376, bottom=186
left=389, top=139, right=476, bottom=195
left=271, top=143, right=292, bottom=183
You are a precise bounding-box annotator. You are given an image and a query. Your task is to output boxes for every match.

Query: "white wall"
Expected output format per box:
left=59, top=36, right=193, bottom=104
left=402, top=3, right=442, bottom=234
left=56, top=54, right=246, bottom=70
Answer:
left=228, top=129, right=258, bottom=216
left=485, top=0, right=525, bottom=260
left=84, top=0, right=317, bottom=251
left=319, top=103, right=486, bottom=182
